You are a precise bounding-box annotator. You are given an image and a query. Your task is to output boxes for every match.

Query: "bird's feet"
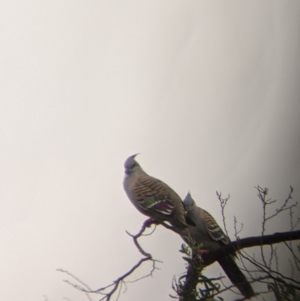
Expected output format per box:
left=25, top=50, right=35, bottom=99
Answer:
left=198, top=249, right=209, bottom=255
left=143, top=218, right=161, bottom=228
left=194, top=249, right=210, bottom=263
left=143, top=218, right=155, bottom=228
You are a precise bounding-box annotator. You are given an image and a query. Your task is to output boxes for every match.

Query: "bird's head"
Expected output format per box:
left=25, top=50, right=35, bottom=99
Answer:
left=124, top=153, right=141, bottom=175
left=183, top=191, right=196, bottom=211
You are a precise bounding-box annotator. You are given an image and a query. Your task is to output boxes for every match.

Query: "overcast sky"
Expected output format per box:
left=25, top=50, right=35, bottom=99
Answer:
left=0, top=1, right=299, bottom=301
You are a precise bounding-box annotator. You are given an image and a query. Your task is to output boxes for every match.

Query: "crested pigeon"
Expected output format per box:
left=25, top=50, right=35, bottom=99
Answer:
left=123, top=154, right=193, bottom=240
left=183, top=192, right=255, bottom=299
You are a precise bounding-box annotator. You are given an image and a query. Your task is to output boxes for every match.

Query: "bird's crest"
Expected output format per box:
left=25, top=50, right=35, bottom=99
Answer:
left=183, top=191, right=196, bottom=210
left=124, top=153, right=141, bottom=174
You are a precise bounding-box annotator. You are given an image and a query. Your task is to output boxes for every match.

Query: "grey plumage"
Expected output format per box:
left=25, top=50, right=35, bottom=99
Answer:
left=183, top=192, right=255, bottom=299
left=123, top=154, right=192, bottom=240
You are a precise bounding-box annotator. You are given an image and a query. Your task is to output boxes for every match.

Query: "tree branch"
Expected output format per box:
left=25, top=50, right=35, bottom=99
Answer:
left=58, top=222, right=161, bottom=301
left=202, top=230, right=300, bottom=266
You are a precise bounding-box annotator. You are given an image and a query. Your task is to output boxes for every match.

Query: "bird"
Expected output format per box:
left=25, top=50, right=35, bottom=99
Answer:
left=123, top=154, right=194, bottom=240
left=183, top=192, right=255, bottom=299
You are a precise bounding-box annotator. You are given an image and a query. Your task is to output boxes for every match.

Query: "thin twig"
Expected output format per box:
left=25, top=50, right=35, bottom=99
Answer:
left=58, top=223, right=161, bottom=301
left=216, top=191, right=230, bottom=238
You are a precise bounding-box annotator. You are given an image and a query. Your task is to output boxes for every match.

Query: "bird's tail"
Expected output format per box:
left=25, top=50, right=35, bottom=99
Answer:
left=218, top=255, right=255, bottom=299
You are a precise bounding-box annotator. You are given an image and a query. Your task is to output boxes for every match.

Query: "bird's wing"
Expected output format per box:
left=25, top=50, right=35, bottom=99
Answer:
left=134, top=175, right=176, bottom=216
left=203, top=209, right=230, bottom=245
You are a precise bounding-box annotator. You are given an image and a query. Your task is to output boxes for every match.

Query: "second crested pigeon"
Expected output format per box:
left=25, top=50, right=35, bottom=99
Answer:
left=183, top=192, right=255, bottom=299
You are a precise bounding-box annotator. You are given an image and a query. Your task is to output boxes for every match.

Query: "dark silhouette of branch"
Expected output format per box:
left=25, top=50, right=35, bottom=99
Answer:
left=237, top=251, right=300, bottom=290
left=177, top=258, right=201, bottom=301
left=201, top=230, right=300, bottom=266
left=158, top=222, right=300, bottom=267
left=58, top=222, right=161, bottom=301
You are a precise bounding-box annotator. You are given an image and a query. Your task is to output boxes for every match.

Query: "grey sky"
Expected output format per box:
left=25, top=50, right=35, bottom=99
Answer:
left=0, top=1, right=299, bottom=300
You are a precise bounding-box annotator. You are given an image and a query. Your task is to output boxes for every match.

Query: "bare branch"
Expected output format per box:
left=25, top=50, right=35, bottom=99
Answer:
left=256, top=186, right=296, bottom=234
left=216, top=191, right=230, bottom=238
left=238, top=250, right=300, bottom=290
left=58, top=223, right=161, bottom=301
left=233, top=216, right=244, bottom=239
left=202, top=230, right=300, bottom=266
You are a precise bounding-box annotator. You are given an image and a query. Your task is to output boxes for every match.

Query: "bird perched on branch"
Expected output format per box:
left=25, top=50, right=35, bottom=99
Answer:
left=183, top=192, right=255, bottom=299
left=123, top=154, right=194, bottom=240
